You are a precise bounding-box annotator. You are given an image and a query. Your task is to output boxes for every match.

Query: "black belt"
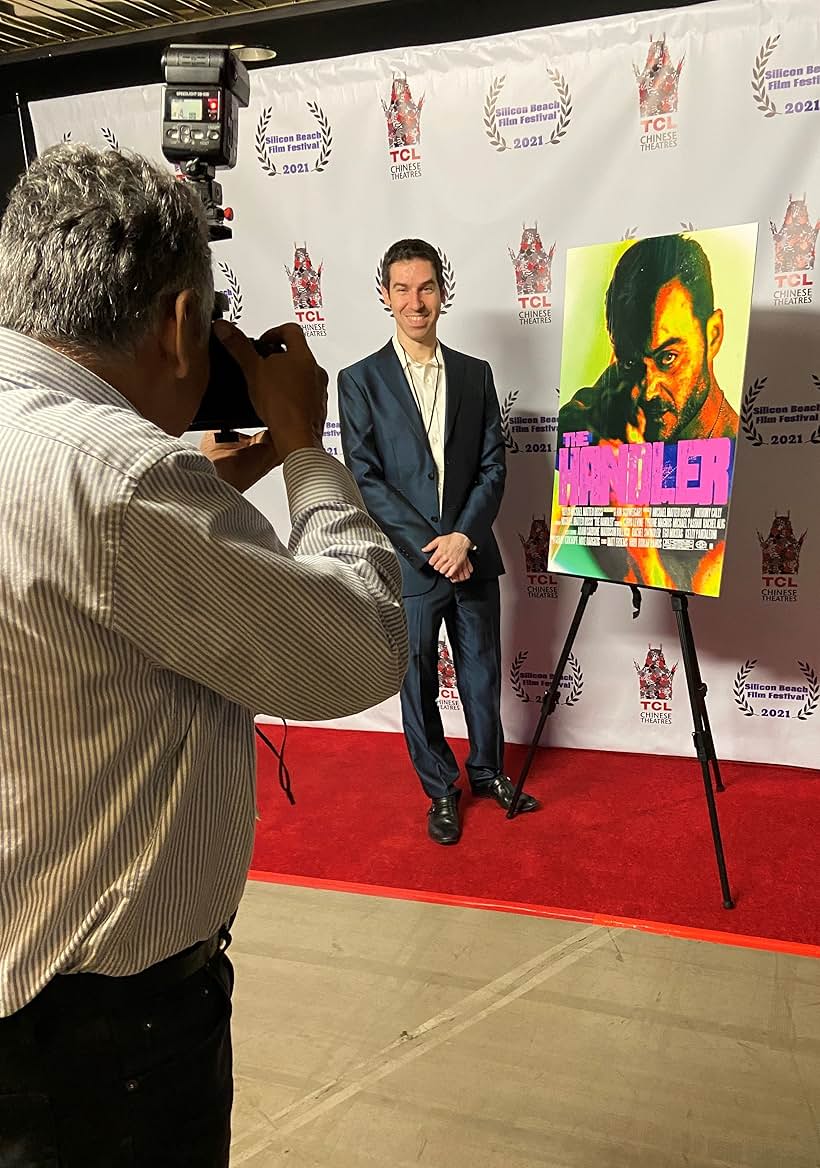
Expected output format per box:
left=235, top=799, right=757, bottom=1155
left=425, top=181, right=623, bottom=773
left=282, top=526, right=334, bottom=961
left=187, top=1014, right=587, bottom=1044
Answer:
left=38, top=930, right=226, bottom=1008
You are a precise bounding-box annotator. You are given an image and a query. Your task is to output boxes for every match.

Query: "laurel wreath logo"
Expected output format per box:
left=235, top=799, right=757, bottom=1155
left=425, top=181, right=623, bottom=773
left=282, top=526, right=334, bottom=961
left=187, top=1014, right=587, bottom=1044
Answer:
left=733, top=658, right=817, bottom=720
left=510, top=650, right=529, bottom=701
left=374, top=247, right=455, bottom=315
left=752, top=35, right=780, bottom=118
left=374, top=265, right=387, bottom=312
left=216, top=262, right=243, bottom=323
left=732, top=659, right=758, bottom=717
left=741, top=377, right=766, bottom=446
left=797, top=662, right=819, bottom=720
left=483, top=76, right=508, bottom=151
left=255, top=102, right=333, bottom=178
left=621, top=227, right=638, bottom=240
left=306, top=100, right=333, bottom=171
left=565, top=654, right=584, bottom=707
left=510, top=650, right=583, bottom=705
left=483, top=67, right=572, bottom=153
left=811, top=374, right=820, bottom=445
left=100, top=127, right=119, bottom=151
left=255, top=109, right=278, bottom=176
left=437, top=251, right=456, bottom=315
left=680, top=221, right=696, bottom=232
left=62, top=128, right=119, bottom=150
left=500, top=390, right=521, bottom=454
left=547, top=67, right=573, bottom=145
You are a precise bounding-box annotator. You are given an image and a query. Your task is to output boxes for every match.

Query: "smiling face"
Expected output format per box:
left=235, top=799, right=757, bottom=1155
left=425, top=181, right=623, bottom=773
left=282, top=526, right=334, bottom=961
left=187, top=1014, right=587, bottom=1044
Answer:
left=630, top=278, right=723, bottom=441
left=381, top=257, right=442, bottom=350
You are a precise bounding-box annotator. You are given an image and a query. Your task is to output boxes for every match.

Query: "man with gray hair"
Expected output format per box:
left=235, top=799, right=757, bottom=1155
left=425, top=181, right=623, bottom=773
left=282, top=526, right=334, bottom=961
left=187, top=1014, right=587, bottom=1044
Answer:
left=0, top=144, right=407, bottom=1166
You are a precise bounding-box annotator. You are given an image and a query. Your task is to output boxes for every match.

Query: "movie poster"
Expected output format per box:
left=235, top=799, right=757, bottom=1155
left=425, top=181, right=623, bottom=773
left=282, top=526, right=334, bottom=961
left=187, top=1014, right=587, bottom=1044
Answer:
left=549, top=225, right=758, bottom=597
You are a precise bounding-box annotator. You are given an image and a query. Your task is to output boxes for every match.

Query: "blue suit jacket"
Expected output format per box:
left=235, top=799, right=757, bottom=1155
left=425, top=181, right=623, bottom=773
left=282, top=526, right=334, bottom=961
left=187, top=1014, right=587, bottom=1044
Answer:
left=337, top=341, right=506, bottom=596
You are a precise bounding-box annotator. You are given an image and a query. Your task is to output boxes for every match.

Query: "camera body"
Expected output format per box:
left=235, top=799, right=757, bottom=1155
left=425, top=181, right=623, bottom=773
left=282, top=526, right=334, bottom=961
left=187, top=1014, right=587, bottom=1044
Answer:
left=161, top=44, right=264, bottom=433
left=196, top=292, right=269, bottom=432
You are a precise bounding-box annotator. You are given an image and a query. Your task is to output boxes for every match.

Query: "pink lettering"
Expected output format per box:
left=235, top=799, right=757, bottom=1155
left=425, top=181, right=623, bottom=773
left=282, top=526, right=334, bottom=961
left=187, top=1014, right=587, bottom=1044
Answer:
left=556, top=438, right=732, bottom=506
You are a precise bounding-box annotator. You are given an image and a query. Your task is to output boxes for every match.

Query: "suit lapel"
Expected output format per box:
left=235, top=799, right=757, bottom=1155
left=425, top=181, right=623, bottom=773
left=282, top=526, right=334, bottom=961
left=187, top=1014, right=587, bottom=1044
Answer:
left=442, top=344, right=465, bottom=448
left=371, top=342, right=428, bottom=445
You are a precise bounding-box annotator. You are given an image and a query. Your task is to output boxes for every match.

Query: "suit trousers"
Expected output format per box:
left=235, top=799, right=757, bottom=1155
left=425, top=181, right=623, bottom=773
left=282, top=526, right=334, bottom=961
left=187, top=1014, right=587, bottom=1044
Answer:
left=0, top=948, right=233, bottom=1168
left=400, top=574, right=504, bottom=799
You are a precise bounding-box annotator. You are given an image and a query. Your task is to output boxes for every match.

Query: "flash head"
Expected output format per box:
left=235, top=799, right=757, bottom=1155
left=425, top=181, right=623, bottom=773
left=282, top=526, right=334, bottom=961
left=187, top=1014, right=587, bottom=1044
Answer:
left=161, top=44, right=250, bottom=170
left=162, top=45, right=250, bottom=103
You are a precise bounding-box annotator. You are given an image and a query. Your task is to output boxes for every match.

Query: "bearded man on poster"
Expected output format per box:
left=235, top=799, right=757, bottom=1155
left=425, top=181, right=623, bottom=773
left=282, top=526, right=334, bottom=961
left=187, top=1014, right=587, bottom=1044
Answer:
left=558, top=233, right=737, bottom=448
left=555, top=233, right=738, bottom=593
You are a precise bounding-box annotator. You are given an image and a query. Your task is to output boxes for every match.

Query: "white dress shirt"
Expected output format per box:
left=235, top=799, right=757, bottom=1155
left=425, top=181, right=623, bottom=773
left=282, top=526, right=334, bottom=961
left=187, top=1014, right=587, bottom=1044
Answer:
left=392, top=335, right=447, bottom=508
left=0, top=327, right=407, bottom=1016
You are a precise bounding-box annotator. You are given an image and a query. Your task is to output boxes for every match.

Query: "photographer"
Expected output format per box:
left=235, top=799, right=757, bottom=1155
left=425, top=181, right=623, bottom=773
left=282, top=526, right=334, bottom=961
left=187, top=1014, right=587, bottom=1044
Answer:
left=0, top=144, right=407, bottom=1167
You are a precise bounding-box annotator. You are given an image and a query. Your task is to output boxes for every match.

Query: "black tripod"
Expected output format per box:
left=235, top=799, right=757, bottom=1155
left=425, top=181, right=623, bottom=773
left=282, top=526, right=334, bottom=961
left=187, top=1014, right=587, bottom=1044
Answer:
left=507, top=578, right=734, bottom=910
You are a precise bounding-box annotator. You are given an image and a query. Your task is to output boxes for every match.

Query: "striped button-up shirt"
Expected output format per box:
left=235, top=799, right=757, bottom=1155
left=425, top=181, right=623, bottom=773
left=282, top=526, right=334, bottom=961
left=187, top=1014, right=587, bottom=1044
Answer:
left=0, top=327, right=407, bottom=1017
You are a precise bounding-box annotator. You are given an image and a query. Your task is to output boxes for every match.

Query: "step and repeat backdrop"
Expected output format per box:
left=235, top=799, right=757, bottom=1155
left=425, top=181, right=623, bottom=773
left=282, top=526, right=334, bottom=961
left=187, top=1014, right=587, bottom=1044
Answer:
left=29, top=0, right=820, bottom=768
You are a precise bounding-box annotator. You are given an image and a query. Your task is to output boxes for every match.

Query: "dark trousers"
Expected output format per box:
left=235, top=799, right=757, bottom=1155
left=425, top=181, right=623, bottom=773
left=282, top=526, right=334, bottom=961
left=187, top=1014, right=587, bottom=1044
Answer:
left=400, top=574, right=504, bottom=799
left=0, top=949, right=233, bottom=1168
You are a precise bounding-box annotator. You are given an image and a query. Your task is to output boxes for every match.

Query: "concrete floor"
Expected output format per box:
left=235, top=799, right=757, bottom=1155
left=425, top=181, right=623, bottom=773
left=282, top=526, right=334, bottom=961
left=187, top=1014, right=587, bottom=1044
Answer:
left=228, top=881, right=820, bottom=1167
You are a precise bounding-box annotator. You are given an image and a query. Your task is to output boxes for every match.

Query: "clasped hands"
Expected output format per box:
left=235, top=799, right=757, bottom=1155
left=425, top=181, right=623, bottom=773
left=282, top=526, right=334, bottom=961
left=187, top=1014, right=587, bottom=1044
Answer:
left=422, top=532, right=474, bottom=582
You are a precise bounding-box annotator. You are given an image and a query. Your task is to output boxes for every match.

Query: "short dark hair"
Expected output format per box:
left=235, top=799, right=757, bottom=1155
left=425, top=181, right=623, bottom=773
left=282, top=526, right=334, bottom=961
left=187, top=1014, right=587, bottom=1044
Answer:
left=605, top=234, right=715, bottom=368
left=380, top=238, right=445, bottom=296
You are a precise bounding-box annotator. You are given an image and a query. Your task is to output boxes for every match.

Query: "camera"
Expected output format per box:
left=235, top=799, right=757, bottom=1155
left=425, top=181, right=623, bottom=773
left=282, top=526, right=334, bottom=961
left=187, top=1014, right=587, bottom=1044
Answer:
left=162, top=44, right=269, bottom=432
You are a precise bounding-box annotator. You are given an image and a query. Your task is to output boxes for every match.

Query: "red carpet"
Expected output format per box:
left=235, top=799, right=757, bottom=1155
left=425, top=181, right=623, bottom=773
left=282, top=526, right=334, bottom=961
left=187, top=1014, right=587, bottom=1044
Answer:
left=249, top=728, right=820, bottom=956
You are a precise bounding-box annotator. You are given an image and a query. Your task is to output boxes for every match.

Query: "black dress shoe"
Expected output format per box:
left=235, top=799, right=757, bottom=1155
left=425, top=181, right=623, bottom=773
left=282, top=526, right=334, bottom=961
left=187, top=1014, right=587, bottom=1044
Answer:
left=427, top=792, right=461, bottom=845
left=472, top=775, right=539, bottom=813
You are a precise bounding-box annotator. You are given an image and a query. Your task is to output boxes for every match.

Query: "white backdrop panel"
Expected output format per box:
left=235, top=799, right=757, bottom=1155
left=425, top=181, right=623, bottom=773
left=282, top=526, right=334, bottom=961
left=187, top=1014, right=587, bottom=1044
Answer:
left=29, top=0, right=820, bottom=767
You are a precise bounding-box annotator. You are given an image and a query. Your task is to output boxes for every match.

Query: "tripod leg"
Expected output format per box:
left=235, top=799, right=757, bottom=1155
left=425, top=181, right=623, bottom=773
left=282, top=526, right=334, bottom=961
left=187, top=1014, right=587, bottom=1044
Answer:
left=670, top=593, right=734, bottom=909
left=677, top=612, right=725, bottom=795
left=508, top=578, right=598, bottom=819
left=507, top=694, right=559, bottom=816
left=700, top=699, right=725, bottom=793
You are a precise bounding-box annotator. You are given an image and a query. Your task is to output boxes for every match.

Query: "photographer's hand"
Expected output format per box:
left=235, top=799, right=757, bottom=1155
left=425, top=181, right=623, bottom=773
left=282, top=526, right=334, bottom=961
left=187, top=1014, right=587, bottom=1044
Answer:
left=212, top=320, right=328, bottom=462
left=199, top=429, right=278, bottom=493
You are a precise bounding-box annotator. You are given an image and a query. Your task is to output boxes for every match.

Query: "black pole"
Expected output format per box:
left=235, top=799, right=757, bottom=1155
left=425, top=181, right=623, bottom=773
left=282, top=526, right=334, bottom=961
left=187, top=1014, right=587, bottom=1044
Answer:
left=696, top=682, right=725, bottom=793
left=670, top=592, right=734, bottom=909
left=507, top=577, right=598, bottom=818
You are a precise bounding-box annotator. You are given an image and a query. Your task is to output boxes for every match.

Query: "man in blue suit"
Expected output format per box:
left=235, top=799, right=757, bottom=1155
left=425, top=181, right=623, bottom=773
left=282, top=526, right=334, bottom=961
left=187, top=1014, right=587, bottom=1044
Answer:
left=338, top=239, right=538, bottom=844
